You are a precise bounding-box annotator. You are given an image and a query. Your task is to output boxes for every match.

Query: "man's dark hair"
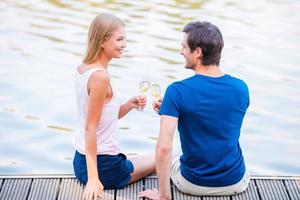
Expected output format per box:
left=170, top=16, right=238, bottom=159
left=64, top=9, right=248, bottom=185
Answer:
left=183, top=21, right=224, bottom=66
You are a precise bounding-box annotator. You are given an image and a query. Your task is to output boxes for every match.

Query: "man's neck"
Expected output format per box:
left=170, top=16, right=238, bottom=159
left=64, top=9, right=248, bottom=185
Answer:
left=194, top=64, right=224, bottom=77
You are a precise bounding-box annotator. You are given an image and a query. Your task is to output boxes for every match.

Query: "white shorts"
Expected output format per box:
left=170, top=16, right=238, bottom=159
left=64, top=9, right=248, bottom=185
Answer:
left=171, top=156, right=250, bottom=196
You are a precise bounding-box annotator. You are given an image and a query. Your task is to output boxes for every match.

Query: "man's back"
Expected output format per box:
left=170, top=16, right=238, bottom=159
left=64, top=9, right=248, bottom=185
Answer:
left=160, top=73, right=249, bottom=187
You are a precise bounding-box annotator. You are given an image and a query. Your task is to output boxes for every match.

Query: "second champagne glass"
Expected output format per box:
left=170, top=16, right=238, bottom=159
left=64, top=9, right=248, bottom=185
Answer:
left=139, top=80, right=150, bottom=110
left=151, top=84, right=161, bottom=101
left=151, top=84, right=161, bottom=115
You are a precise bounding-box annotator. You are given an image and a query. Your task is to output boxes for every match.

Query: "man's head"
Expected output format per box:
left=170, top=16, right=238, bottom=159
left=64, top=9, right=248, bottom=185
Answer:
left=181, top=21, right=224, bottom=69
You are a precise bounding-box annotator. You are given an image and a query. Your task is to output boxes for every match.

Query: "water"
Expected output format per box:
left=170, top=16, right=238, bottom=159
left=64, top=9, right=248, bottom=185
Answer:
left=0, top=0, right=299, bottom=175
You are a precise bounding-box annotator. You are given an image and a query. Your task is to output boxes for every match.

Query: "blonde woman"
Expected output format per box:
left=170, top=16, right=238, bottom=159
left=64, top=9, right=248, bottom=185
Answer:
left=73, top=13, right=155, bottom=200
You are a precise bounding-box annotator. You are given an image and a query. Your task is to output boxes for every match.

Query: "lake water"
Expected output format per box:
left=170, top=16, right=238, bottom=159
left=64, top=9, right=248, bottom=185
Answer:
left=0, top=0, right=299, bottom=176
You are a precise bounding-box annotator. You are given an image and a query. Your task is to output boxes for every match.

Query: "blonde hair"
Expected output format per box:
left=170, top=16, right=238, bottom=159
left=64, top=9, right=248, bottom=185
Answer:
left=83, top=13, right=124, bottom=64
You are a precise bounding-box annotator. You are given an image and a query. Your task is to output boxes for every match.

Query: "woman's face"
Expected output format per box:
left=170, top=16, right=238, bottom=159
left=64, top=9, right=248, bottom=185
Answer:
left=102, top=27, right=127, bottom=59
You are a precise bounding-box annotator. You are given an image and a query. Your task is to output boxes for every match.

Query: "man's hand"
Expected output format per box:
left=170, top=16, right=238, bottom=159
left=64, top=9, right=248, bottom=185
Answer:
left=152, top=96, right=163, bottom=112
left=139, top=188, right=171, bottom=200
left=83, top=178, right=103, bottom=200
left=138, top=188, right=159, bottom=199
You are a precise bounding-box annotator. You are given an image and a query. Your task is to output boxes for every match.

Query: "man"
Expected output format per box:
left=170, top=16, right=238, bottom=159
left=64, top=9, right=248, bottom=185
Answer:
left=139, top=21, right=250, bottom=200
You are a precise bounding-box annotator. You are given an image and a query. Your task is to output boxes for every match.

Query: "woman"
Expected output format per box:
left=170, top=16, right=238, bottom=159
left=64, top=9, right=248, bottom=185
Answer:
left=73, top=13, right=155, bottom=200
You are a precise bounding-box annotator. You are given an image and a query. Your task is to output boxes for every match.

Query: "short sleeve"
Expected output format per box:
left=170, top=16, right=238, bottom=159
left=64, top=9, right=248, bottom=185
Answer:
left=159, top=84, right=181, bottom=118
left=243, top=81, right=250, bottom=108
left=247, top=85, right=250, bottom=108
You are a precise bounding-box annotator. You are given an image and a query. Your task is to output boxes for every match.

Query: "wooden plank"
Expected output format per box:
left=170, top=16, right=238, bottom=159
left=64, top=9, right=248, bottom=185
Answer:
left=0, top=178, right=32, bottom=200
left=232, top=180, right=260, bottom=200
left=0, top=176, right=297, bottom=200
left=27, top=178, right=60, bottom=200
left=284, top=179, right=300, bottom=200
left=144, top=178, right=159, bottom=200
left=0, top=179, right=3, bottom=192
left=102, top=189, right=115, bottom=200
left=58, top=178, right=84, bottom=200
left=116, top=180, right=143, bottom=200
left=202, top=196, right=230, bottom=200
left=251, top=176, right=299, bottom=180
left=145, top=177, right=158, bottom=189
left=256, top=179, right=290, bottom=200
left=58, top=178, right=114, bottom=200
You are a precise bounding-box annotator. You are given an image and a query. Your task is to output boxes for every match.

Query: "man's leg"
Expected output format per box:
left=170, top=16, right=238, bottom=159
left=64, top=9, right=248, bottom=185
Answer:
left=170, top=156, right=250, bottom=196
left=170, top=156, right=187, bottom=192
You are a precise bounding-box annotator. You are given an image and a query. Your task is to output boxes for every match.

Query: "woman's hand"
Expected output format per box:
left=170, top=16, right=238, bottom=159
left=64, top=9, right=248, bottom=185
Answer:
left=152, top=96, right=162, bottom=112
left=129, top=95, right=147, bottom=110
left=83, top=178, right=103, bottom=200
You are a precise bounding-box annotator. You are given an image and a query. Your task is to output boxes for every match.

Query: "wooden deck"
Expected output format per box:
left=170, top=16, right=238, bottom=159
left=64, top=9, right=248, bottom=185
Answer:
left=0, top=175, right=299, bottom=200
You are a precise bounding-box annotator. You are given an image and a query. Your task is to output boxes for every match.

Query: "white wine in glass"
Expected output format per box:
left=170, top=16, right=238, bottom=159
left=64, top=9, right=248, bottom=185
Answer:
left=139, top=81, right=150, bottom=97
left=151, top=84, right=161, bottom=101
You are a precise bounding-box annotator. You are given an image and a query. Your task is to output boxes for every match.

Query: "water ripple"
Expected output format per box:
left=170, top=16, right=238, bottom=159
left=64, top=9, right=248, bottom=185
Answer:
left=0, top=0, right=300, bottom=175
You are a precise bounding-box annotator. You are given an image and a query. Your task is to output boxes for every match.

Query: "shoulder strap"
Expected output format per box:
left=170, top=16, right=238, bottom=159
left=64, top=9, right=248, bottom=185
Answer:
left=81, top=67, right=106, bottom=82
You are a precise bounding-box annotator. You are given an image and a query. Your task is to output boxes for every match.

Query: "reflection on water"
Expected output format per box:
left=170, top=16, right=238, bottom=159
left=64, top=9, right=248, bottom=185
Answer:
left=47, top=125, right=75, bottom=133
left=25, top=115, right=40, bottom=120
left=147, top=136, right=158, bottom=141
left=0, top=0, right=300, bottom=175
left=3, top=108, right=16, bottom=112
left=118, top=126, right=131, bottom=130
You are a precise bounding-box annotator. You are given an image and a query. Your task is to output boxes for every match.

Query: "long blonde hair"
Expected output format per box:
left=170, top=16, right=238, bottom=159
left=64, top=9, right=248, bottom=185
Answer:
left=83, top=13, right=124, bottom=64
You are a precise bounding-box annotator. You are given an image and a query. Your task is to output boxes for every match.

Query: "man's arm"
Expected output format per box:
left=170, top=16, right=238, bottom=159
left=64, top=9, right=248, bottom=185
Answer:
left=156, top=115, right=178, bottom=200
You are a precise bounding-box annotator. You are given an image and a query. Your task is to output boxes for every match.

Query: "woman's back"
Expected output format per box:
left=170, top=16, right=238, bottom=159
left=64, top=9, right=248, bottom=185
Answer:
left=74, top=66, right=121, bottom=155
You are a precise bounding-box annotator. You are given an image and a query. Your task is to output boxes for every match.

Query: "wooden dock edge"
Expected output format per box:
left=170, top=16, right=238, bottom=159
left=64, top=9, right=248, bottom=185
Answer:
left=0, top=174, right=299, bottom=180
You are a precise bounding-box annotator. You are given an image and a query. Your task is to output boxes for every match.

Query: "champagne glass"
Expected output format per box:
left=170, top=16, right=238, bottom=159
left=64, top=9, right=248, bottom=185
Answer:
left=151, top=84, right=161, bottom=115
left=139, top=80, right=150, bottom=110
left=151, top=84, right=161, bottom=101
left=139, top=81, right=150, bottom=97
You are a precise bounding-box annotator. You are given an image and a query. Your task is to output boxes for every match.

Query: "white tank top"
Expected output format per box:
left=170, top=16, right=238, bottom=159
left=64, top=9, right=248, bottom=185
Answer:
left=74, top=67, right=121, bottom=155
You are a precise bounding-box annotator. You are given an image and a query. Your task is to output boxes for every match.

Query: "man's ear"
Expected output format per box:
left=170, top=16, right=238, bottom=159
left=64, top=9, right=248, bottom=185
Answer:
left=195, top=47, right=202, bottom=59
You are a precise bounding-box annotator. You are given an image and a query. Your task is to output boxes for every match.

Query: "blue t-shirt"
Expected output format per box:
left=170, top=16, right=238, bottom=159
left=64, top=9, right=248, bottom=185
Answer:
left=159, top=74, right=249, bottom=187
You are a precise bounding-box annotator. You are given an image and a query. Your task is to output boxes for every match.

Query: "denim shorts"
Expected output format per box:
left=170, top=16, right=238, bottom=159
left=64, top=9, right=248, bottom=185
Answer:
left=73, top=151, right=134, bottom=189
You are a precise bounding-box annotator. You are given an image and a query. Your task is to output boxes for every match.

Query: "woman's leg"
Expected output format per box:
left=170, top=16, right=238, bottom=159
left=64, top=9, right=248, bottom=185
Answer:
left=128, top=154, right=156, bottom=184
